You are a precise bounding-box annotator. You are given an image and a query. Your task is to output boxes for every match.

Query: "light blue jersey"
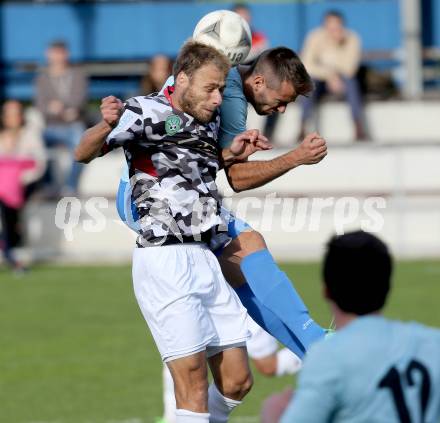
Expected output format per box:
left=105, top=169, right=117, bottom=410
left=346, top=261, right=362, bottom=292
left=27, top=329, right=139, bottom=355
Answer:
left=218, top=67, right=247, bottom=148
left=281, top=316, right=440, bottom=423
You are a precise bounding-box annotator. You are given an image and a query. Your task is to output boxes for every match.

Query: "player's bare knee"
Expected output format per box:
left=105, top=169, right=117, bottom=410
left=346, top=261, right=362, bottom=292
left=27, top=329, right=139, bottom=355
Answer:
left=236, top=230, right=267, bottom=258
left=241, top=371, right=254, bottom=396
left=222, top=369, right=254, bottom=400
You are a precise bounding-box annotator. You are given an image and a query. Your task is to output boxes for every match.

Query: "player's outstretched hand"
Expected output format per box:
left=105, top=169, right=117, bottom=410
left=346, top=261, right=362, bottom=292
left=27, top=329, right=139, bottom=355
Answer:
left=295, top=132, right=327, bottom=165
left=100, top=96, right=123, bottom=128
left=230, top=129, right=272, bottom=162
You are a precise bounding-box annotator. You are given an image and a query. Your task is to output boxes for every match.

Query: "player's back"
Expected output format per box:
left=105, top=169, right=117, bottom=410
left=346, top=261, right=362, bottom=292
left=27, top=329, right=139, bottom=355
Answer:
left=329, top=316, right=440, bottom=422
left=284, top=316, right=440, bottom=423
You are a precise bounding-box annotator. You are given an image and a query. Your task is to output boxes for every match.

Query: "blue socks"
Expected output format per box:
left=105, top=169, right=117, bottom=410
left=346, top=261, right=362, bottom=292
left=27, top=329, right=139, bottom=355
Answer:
left=235, top=283, right=306, bottom=358
left=240, top=249, right=325, bottom=352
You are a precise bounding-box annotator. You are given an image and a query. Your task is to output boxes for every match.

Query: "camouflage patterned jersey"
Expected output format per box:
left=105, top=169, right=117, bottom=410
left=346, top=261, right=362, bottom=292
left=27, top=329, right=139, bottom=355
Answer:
left=101, top=88, right=230, bottom=249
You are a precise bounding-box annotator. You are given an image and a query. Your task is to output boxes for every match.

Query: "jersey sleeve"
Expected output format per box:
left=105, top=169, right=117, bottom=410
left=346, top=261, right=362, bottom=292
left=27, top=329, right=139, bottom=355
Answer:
left=218, top=93, right=247, bottom=149
left=280, top=342, right=340, bottom=423
left=101, top=97, right=144, bottom=156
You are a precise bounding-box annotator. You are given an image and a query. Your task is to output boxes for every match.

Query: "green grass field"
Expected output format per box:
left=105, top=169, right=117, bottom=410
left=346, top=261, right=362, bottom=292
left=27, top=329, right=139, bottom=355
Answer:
left=1, top=260, right=440, bottom=423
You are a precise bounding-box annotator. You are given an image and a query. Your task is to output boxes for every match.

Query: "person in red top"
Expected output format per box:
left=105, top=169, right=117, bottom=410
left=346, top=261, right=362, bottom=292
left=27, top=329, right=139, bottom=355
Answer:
left=233, top=3, right=269, bottom=64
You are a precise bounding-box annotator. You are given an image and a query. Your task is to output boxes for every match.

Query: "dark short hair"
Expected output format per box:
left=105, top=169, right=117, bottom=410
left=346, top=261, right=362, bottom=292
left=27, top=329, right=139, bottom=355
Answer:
left=232, top=3, right=249, bottom=12
left=324, top=10, right=345, bottom=23
left=49, top=40, right=68, bottom=50
left=323, top=230, right=392, bottom=315
left=250, top=47, right=314, bottom=96
left=173, top=40, right=230, bottom=80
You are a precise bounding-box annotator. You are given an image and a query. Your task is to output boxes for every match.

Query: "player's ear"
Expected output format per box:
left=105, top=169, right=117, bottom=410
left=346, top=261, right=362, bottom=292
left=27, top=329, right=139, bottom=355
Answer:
left=176, top=71, right=189, bottom=88
left=253, top=74, right=265, bottom=91
left=323, top=284, right=331, bottom=300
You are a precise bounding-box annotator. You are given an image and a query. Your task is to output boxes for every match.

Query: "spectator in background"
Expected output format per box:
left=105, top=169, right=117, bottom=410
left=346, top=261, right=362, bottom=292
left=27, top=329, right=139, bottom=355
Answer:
left=35, top=40, right=88, bottom=196
left=262, top=231, right=440, bottom=422
left=299, top=11, right=368, bottom=141
left=140, top=54, right=173, bottom=95
left=0, top=100, right=47, bottom=272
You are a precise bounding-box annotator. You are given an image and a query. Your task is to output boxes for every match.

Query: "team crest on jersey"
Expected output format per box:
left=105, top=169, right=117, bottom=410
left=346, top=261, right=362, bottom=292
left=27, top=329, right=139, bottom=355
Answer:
left=165, top=114, right=182, bottom=135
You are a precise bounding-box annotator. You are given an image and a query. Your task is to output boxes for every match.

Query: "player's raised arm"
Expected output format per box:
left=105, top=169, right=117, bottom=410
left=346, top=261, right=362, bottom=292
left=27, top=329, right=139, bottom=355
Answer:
left=225, top=132, right=327, bottom=192
left=75, top=96, right=123, bottom=163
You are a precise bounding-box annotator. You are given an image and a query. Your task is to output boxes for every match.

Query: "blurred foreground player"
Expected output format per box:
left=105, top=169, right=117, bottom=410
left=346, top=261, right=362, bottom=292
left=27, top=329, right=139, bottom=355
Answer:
left=262, top=231, right=440, bottom=423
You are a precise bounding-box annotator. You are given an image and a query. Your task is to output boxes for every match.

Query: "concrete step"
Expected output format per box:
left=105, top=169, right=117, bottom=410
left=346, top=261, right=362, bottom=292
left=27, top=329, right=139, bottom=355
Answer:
left=247, top=101, right=440, bottom=145
left=216, top=145, right=440, bottom=198
left=78, top=145, right=440, bottom=198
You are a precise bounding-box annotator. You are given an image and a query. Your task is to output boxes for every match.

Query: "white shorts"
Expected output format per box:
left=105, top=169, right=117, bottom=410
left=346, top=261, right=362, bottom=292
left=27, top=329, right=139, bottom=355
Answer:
left=132, top=243, right=249, bottom=362
left=246, top=317, right=279, bottom=360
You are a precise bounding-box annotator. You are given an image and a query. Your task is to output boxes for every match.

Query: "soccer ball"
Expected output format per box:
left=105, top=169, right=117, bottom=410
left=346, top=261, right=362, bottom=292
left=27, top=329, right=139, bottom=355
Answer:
left=193, top=10, right=252, bottom=66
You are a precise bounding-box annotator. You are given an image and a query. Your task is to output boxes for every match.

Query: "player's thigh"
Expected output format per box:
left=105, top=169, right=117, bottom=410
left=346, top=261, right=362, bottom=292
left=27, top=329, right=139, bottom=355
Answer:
left=221, top=207, right=267, bottom=259
left=132, top=245, right=218, bottom=361
left=167, top=351, right=209, bottom=411
left=217, top=246, right=246, bottom=288
left=222, top=229, right=267, bottom=261
left=208, top=346, right=253, bottom=400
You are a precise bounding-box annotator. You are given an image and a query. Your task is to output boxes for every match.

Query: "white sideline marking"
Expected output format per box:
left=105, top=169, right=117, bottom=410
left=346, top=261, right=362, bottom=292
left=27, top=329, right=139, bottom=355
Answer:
left=106, top=419, right=144, bottom=423
left=26, top=417, right=259, bottom=423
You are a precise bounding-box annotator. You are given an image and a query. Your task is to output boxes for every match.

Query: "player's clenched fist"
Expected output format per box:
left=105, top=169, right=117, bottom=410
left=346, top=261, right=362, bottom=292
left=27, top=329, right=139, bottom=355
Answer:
left=100, top=96, right=123, bottom=128
left=295, top=132, right=327, bottom=165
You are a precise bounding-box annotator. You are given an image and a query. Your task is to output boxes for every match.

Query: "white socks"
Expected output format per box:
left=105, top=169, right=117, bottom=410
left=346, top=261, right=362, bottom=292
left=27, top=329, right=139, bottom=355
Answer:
left=207, top=383, right=242, bottom=423
left=175, top=409, right=210, bottom=423
left=164, top=365, right=242, bottom=423
left=163, top=365, right=177, bottom=423
left=275, top=348, right=302, bottom=376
